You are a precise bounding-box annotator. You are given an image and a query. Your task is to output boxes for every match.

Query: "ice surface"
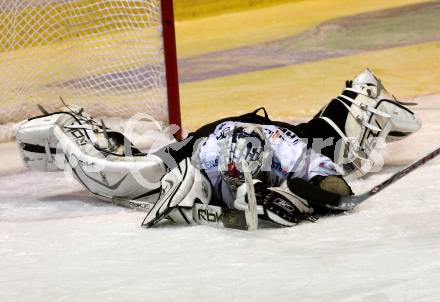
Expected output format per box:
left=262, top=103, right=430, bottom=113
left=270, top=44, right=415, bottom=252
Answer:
left=1, top=95, right=440, bottom=302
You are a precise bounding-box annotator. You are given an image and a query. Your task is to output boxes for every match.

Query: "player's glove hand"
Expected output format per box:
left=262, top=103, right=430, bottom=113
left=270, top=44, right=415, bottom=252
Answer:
left=309, top=175, right=353, bottom=196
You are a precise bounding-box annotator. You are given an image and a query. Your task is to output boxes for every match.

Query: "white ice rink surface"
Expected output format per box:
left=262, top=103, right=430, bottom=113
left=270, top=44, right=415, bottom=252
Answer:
left=1, top=94, right=440, bottom=302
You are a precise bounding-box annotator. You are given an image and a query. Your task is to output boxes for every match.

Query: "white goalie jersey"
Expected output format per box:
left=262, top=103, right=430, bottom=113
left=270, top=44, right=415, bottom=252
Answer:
left=192, top=121, right=341, bottom=208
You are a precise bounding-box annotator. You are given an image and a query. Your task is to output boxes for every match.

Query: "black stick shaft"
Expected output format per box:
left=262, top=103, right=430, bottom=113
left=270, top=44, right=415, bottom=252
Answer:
left=369, top=146, right=440, bottom=196
left=338, top=145, right=440, bottom=209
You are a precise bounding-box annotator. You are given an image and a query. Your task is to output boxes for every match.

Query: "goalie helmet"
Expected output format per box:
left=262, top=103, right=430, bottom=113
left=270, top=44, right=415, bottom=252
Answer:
left=219, top=124, right=271, bottom=189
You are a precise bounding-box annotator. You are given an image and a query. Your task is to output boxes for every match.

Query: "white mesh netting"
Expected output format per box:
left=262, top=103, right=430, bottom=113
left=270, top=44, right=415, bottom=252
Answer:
left=0, top=0, right=170, bottom=134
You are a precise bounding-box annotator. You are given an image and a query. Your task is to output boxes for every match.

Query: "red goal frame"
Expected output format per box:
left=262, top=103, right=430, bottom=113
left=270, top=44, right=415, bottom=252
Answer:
left=161, top=0, right=182, bottom=139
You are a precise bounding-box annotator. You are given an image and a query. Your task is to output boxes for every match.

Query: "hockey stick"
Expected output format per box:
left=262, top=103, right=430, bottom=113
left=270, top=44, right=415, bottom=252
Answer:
left=112, top=177, right=257, bottom=230
left=334, top=145, right=440, bottom=211
left=114, top=193, right=256, bottom=230
left=112, top=196, right=253, bottom=230
left=111, top=197, right=153, bottom=211
left=243, top=167, right=258, bottom=230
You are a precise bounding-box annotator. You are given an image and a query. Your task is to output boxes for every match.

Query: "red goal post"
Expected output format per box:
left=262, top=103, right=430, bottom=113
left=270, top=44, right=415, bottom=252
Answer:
left=161, top=0, right=182, bottom=139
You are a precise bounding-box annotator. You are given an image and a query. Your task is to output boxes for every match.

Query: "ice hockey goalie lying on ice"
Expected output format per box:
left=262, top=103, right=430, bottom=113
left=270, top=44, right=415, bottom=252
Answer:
left=143, top=121, right=355, bottom=228
left=16, top=69, right=421, bottom=227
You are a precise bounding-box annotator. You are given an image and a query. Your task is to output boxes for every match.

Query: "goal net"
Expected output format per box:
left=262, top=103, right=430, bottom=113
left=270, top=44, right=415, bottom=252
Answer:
left=0, top=0, right=181, bottom=141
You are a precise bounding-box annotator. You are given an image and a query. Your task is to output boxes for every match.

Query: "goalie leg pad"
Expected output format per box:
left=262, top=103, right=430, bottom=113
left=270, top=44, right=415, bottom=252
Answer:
left=374, top=99, right=421, bottom=142
left=142, top=158, right=212, bottom=227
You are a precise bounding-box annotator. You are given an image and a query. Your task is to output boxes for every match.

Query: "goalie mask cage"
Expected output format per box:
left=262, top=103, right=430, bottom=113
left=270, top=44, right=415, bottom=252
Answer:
left=0, top=0, right=181, bottom=138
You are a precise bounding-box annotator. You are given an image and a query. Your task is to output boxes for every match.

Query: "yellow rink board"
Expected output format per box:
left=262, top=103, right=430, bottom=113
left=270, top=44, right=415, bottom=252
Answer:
left=180, top=41, right=440, bottom=130
left=176, top=0, right=430, bottom=58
